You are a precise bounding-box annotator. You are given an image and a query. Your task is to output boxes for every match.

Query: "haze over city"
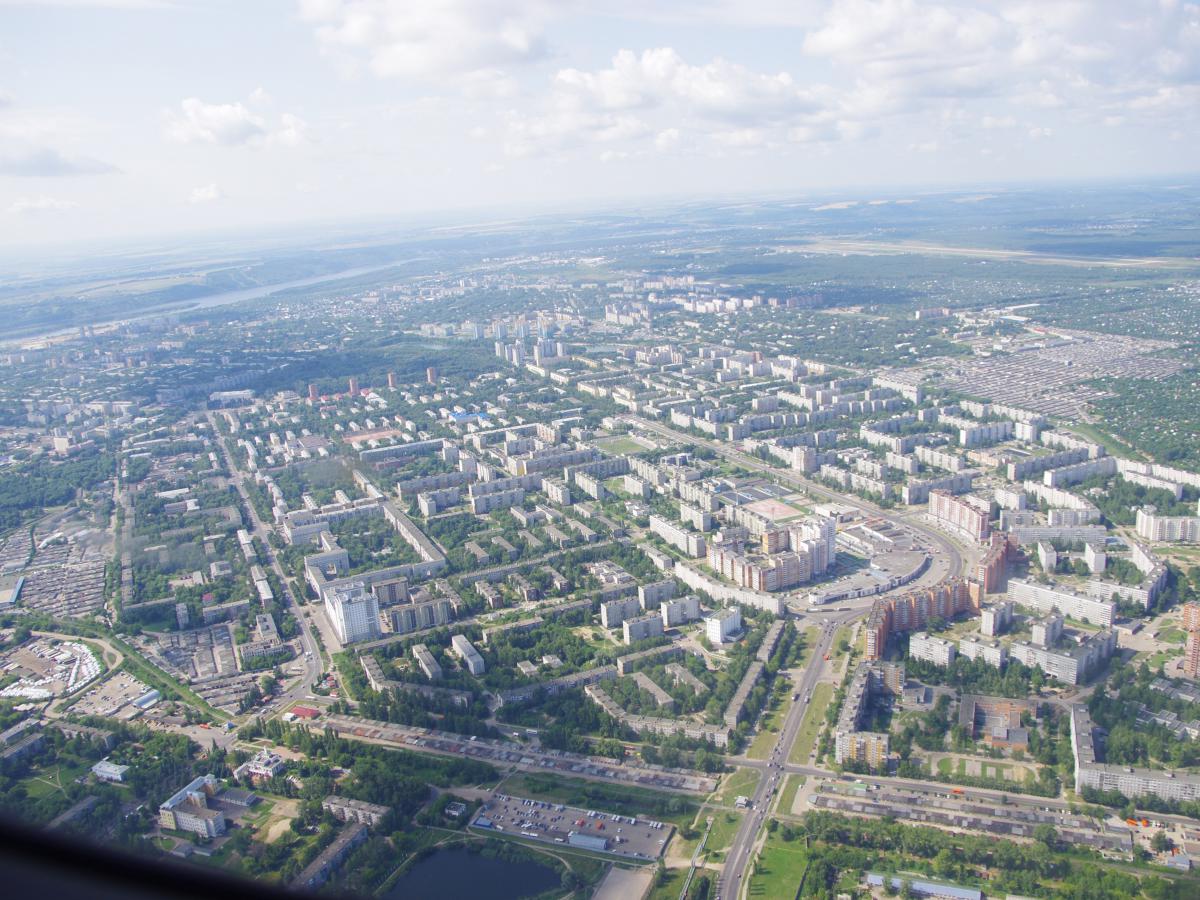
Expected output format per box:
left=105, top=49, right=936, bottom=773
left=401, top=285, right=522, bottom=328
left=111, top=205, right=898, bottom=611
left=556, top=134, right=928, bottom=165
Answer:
left=3, top=0, right=1200, bottom=246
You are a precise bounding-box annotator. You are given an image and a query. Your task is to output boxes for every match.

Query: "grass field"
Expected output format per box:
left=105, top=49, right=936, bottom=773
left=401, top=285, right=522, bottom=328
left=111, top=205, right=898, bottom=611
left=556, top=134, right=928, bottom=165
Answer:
left=746, top=684, right=795, bottom=760
left=703, top=810, right=744, bottom=861
left=594, top=436, right=648, bottom=455
left=672, top=806, right=744, bottom=862
left=715, top=768, right=761, bottom=805
left=1064, top=423, right=1146, bottom=461
left=795, top=626, right=819, bottom=668
left=777, top=775, right=806, bottom=818
left=935, top=756, right=1032, bottom=783
left=24, top=762, right=88, bottom=799
left=644, top=866, right=689, bottom=900
left=831, top=626, right=853, bottom=675
left=747, top=833, right=809, bottom=900
left=788, top=683, right=833, bottom=765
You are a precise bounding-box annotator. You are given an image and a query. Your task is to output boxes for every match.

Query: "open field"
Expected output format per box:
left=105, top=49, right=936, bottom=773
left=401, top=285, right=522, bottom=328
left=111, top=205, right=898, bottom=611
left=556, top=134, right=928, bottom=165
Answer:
left=746, top=832, right=809, bottom=900
left=593, top=436, right=649, bottom=456
left=777, top=775, right=806, bottom=818
left=935, top=756, right=1035, bottom=784
left=747, top=684, right=796, bottom=760
left=790, top=238, right=1200, bottom=270
left=788, top=683, right=833, bottom=765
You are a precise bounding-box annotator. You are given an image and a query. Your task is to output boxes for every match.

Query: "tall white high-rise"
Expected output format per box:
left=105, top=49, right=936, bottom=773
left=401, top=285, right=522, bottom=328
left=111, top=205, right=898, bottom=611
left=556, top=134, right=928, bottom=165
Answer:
left=326, top=581, right=381, bottom=644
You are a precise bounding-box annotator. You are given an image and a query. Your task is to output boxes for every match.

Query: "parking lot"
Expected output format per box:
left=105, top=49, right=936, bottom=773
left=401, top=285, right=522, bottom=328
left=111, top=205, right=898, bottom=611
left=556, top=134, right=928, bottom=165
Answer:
left=471, top=790, right=672, bottom=861
left=68, top=670, right=154, bottom=719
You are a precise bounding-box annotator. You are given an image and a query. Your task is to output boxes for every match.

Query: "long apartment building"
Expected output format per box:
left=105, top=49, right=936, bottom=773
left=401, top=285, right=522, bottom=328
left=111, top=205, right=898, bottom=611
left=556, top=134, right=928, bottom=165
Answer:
left=707, top=543, right=812, bottom=592
left=1136, top=504, right=1200, bottom=543
left=908, top=632, right=957, bottom=667
left=1006, top=579, right=1115, bottom=627
left=467, top=474, right=543, bottom=514
left=450, top=634, right=486, bottom=675
left=1071, top=706, right=1200, bottom=803
left=1009, top=631, right=1115, bottom=685
left=865, top=578, right=974, bottom=660
left=584, top=684, right=730, bottom=748
left=835, top=662, right=904, bottom=769
left=389, top=597, right=454, bottom=634
left=928, top=489, right=991, bottom=542
left=649, top=514, right=706, bottom=557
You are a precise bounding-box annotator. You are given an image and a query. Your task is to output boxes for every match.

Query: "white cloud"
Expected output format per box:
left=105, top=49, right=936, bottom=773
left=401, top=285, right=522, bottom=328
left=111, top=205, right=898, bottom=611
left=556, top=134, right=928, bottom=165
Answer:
left=167, top=99, right=266, bottom=145
left=0, top=1, right=171, bottom=6
left=188, top=183, right=223, bottom=204
left=505, top=47, right=844, bottom=157
left=0, top=145, right=117, bottom=176
left=297, top=0, right=552, bottom=80
left=272, top=113, right=309, bottom=147
left=165, top=97, right=309, bottom=147
left=7, top=195, right=78, bottom=214
left=653, top=128, right=680, bottom=152
left=553, top=48, right=828, bottom=124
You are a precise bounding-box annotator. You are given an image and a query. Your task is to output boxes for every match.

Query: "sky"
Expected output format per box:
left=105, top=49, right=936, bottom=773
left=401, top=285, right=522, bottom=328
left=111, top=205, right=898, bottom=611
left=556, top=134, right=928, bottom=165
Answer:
left=1, top=0, right=1199, bottom=248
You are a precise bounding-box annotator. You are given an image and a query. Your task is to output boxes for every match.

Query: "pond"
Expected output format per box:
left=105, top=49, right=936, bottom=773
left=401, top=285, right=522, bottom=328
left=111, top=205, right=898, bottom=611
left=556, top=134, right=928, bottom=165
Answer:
left=386, top=846, right=561, bottom=900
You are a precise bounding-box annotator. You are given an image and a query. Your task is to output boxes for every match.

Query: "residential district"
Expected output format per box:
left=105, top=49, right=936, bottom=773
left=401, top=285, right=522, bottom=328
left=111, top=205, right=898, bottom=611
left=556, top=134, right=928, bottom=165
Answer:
left=3, top=239, right=1200, bottom=900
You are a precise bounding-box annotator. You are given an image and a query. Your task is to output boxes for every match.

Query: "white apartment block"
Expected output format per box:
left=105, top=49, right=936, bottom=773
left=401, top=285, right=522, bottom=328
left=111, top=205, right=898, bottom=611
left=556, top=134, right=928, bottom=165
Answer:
left=980, top=601, right=1013, bottom=637
left=326, top=581, right=382, bottom=645
left=706, top=607, right=742, bottom=644
left=649, top=514, right=706, bottom=557
left=1136, top=505, right=1200, bottom=543
left=660, top=594, right=702, bottom=627
left=958, top=636, right=1008, bottom=668
left=412, top=643, right=442, bottom=680
left=623, top=613, right=665, bottom=645
left=601, top=596, right=642, bottom=629
left=638, top=578, right=677, bottom=609
left=1010, top=631, right=1115, bottom=685
left=908, top=632, right=957, bottom=667
left=1007, top=579, right=1115, bottom=627
left=450, top=634, right=486, bottom=675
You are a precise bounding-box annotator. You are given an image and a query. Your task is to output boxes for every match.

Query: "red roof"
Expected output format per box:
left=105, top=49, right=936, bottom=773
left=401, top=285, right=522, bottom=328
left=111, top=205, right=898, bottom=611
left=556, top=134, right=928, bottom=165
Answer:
left=291, top=706, right=319, bottom=719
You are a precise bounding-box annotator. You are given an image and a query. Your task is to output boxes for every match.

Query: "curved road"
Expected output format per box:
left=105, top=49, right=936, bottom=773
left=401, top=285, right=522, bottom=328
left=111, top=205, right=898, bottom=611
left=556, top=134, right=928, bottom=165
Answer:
left=623, top=415, right=969, bottom=589
left=620, top=415, right=979, bottom=899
